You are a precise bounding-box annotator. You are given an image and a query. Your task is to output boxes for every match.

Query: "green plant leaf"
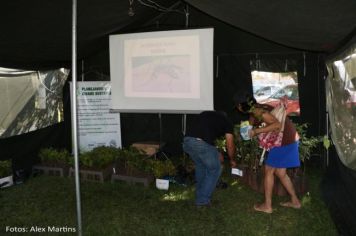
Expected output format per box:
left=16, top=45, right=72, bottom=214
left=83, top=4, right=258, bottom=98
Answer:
left=323, top=136, right=331, bottom=150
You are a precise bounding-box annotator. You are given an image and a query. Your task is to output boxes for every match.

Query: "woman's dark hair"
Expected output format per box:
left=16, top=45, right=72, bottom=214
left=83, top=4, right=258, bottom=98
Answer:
left=238, top=96, right=257, bottom=113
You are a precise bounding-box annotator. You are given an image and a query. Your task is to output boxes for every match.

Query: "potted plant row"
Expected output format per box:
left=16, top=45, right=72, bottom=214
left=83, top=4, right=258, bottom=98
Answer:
left=0, top=160, right=13, bottom=188
left=33, top=148, right=71, bottom=177
left=111, top=146, right=154, bottom=187
left=111, top=146, right=178, bottom=190
left=36, top=145, right=179, bottom=189
left=149, top=159, right=176, bottom=190
left=69, top=146, right=118, bottom=182
left=35, top=146, right=117, bottom=182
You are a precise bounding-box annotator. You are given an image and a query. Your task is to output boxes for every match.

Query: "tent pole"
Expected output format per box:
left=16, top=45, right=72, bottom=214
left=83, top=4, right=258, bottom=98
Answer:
left=182, top=114, right=187, bottom=160
left=71, top=0, right=83, bottom=235
left=326, top=112, right=329, bottom=167
left=185, top=4, right=189, bottom=28
left=81, top=60, right=85, bottom=81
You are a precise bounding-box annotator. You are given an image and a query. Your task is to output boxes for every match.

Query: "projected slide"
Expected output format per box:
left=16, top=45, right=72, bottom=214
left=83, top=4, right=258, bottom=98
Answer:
left=130, top=55, right=191, bottom=96
left=124, top=35, right=199, bottom=98
left=109, top=28, right=213, bottom=113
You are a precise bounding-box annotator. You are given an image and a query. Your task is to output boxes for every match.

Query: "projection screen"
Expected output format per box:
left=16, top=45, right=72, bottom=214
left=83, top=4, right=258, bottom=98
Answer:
left=109, top=28, right=214, bottom=113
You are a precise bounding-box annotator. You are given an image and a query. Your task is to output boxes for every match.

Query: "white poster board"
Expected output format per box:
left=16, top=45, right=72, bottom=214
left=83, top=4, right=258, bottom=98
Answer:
left=70, top=81, right=122, bottom=152
left=109, top=28, right=214, bottom=113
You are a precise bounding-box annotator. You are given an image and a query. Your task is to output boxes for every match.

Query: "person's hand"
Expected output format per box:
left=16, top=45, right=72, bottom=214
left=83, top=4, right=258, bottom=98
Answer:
left=249, top=129, right=256, bottom=138
left=218, top=152, right=224, bottom=163
left=230, top=160, right=237, bottom=168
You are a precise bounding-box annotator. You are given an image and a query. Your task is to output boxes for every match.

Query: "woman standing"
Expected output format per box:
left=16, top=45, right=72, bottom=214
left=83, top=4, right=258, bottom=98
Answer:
left=234, top=94, right=301, bottom=214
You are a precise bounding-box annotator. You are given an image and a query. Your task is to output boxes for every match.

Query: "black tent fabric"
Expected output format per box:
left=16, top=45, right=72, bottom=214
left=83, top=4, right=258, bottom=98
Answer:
left=186, top=0, right=356, bottom=52
left=0, top=122, right=67, bottom=175
left=321, top=146, right=356, bottom=235
left=1, top=0, right=356, bottom=69
left=0, top=0, right=179, bottom=69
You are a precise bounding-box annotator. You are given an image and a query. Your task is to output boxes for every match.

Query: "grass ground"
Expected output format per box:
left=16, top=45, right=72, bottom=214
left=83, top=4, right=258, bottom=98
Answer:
left=0, top=168, right=337, bottom=236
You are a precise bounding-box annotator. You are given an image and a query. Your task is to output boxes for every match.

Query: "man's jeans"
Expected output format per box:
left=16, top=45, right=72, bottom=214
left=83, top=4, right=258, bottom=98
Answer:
left=183, top=136, right=222, bottom=205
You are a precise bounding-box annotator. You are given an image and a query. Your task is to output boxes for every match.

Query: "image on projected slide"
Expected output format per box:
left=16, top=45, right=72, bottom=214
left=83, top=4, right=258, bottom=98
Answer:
left=125, top=55, right=199, bottom=98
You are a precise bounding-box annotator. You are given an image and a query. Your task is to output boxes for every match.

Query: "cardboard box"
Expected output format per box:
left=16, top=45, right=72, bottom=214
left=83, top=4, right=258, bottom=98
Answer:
left=131, top=141, right=160, bottom=156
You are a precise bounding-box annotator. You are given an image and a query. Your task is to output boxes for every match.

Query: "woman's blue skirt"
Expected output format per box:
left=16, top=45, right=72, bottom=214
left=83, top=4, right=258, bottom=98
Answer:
left=265, top=141, right=300, bottom=168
